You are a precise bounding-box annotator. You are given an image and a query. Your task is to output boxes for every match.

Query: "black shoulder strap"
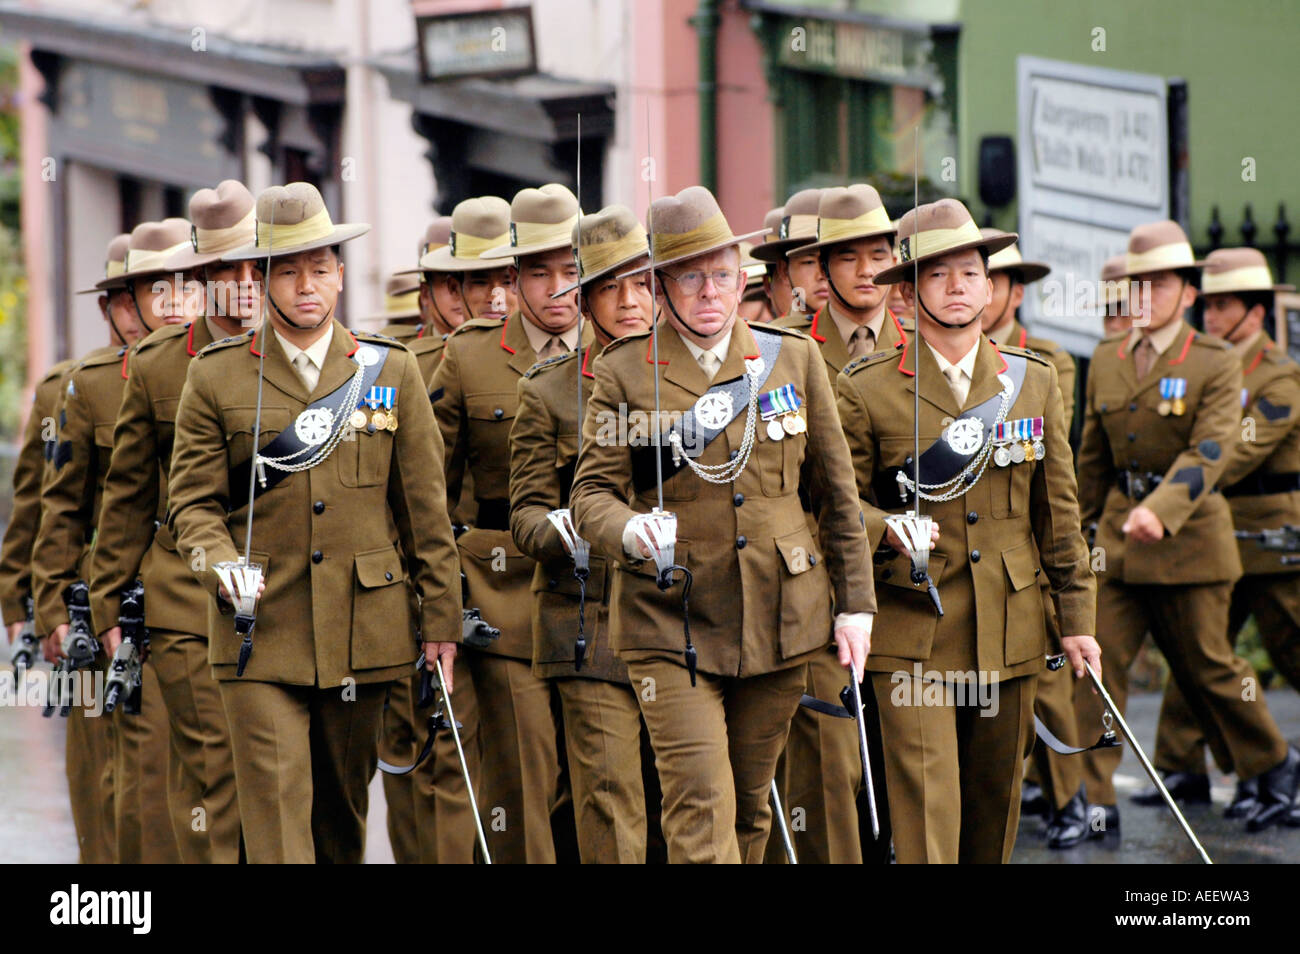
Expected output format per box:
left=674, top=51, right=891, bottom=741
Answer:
left=631, top=330, right=783, bottom=494
left=226, top=347, right=391, bottom=512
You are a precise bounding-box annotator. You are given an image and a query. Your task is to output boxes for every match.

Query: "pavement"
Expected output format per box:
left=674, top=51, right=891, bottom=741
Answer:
left=2, top=675, right=1296, bottom=863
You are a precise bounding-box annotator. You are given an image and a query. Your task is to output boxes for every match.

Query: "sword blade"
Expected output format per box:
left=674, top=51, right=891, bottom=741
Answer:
left=849, top=676, right=881, bottom=840
left=768, top=779, right=798, bottom=864
left=433, top=655, right=493, bottom=864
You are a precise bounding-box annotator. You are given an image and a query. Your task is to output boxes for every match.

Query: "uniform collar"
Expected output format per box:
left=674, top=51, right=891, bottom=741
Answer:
left=826, top=299, right=887, bottom=348
left=274, top=322, right=334, bottom=372
left=679, top=325, right=733, bottom=367
left=520, top=314, right=580, bottom=356
left=1126, top=317, right=1183, bottom=356
left=1231, top=329, right=1264, bottom=360
left=925, top=336, right=980, bottom=383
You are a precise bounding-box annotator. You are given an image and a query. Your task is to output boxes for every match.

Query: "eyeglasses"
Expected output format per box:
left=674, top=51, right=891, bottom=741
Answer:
left=662, top=268, right=739, bottom=295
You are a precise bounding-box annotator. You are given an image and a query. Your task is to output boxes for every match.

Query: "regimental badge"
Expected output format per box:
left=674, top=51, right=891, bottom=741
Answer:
left=295, top=407, right=333, bottom=446
left=758, top=383, right=803, bottom=441
left=694, top=392, right=733, bottom=430
left=1158, top=377, right=1187, bottom=416
left=945, top=417, right=985, bottom=455
left=355, top=345, right=381, bottom=367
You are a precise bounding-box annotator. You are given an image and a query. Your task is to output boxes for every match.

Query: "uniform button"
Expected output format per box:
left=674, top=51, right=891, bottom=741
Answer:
left=1128, top=402, right=1138, bottom=412
left=313, top=500, right=325, bottom=514
left=964, top=472, right=976, bottom=486
left=967, top=511, right=978, bottom=524
left=1127, top=433, right=1137, bottom=442
left=808, top=554, right=817, bottom=566
left=736, top=535, right=747, bottom=549
left=384, top=572, right=393, bottom=582
left=1100, top=403, right=1108, bottom=412
left=1130, top=459, right=1140, bottom=469
left=881, top=568, right=893, bottom=581
left=729, top=450, right=739, bottom=462
left=970, top=549, right=981, bottom=562
left=311, top=550, right=323, bottom=564
left=493, top=408, right=504, bottom=419
left=547, top=578, right=558, bottom=589
left=733, top=493, right=744, bottom=506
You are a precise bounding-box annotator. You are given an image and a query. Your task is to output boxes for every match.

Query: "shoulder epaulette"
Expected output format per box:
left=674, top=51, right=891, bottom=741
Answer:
left=353, top=330, right=401, bottom=347
left=40, top=357, right=77, bottom=385
left=1264, top=344, right=1292, bottom=366
left=751, top=322, right=802, bottom=337
left=1099, top=329, right=1129, bottom=345
left=998, top=344, right=1052, bottom=368
left=1191, top=331, right=1232, bottom=350
left=602, top=329, right=650, bottom=354
left=524, top=349, right=578, bottom=380
left=196, top=329, right=255, bottom=358
left=407, top=333, right=445, bottom=353
left=843, top=350, right=894, bottom=376
left=773, top=313, right=812, bottom=331
left=75, top=347, right=127, bottom=371
left=134, top=322, right=189, bottom=354
left=449, top=318, right=505, bottom=338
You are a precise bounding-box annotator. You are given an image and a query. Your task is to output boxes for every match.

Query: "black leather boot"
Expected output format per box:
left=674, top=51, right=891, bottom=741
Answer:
left=1245, top=746, right=1300, bottom=833
left=1131, top=771, right=1210, bottom=806
left=1224, top=777, right=1259, bottom=820
left=1086, top=803, right=1119, bottom=840
left=1021, top=781, right=1048, bottom=818
left=1046, top=787, right=1089, bottom=849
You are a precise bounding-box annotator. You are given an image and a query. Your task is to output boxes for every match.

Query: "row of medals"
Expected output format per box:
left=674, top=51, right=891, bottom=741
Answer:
left=992, top=435, right=1046, bottom=468
left=1157, top=398, right=1186, bottom=417
left=349, top=406, right=398, bottom=433
left=765, top=410, right=806, bottom=441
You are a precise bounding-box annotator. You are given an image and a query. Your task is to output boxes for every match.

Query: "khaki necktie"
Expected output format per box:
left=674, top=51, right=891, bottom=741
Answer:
left=943, top=364, right=969, bottom=407
left=847, top=326, right=874, bottom=360
left=292, top=352, right=319, bottom=393
left=1134, top=336, right=1156, bottom=379
left=537, top=335, right=566, bottom=361
left=697, top=350, right=720, bottom=383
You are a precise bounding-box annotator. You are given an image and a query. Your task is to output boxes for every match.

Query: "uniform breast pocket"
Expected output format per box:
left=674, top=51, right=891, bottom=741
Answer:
left=759, top=430, right=804, bottom=497
left=224, top=406, right=290, bottom=467
left=989, top=458, right=1032, bottom=519
left=337, top=425, right=391, bottom=488
left=466, top=392, right=518, bottom=475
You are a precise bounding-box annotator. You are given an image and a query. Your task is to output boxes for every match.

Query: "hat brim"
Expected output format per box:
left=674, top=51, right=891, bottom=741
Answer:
left=1123, top=258, right=1207, bottom=279
left=791, top=225, right=897, bottom=257
left=221, top=223, right=370, bottom=262
left=749, top=236, right=814, bottom=263
left=617, top=227, right=772, bottom=278
left=420, top=245, right=507, bottom=273
left=874, top=231, right=1019, bottom=285
left=480, top=236, right=575, bottom=260
left=551, top=249, right=649, bottom=299
left=991, top=261, right=1051, bottom=284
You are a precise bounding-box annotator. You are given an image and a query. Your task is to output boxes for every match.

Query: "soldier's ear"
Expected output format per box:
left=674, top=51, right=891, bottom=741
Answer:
left=336, top=261, right=344, bottom=293
left=1010, top=282, right=1024, bottom=310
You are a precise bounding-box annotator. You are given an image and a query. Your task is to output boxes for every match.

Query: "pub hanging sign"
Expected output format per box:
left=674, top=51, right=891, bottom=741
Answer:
left=415, top=5, right=538, bottom=82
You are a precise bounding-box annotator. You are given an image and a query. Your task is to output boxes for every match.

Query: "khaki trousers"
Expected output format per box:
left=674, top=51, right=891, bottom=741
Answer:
left=871, top=670, right=1036, bottom=864
left=554, top=676, right=652, bottom=863
left=627, top=658, right=806, bottom=864
left=64, top=683, right=116, bottom=864
left=1076, top=579, right=1289, bottom=805
left=218, top=680, right=389, bottom=863
left=380, top=649, right=481, bottom=864
left=148, top=628, right=241, bottom=863
left=113, top=663, right=181, bottom=863
left=465, top=652, right=568, bottom=864
left=1027, top=586, right=1082, bottom=811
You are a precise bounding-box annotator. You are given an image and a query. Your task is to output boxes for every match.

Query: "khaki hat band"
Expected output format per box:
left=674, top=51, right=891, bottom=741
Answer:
left=654, top=211, right=734, bottom=262
left=125, top=240, right=191, bottom=274
left=1202, top=265, right=1275, bottom=294
left=819, top=207, right=893, bottom=245
left=987, top=245, right=1024, bottom=270
left=779, top=213, right=818, bottom=240
left=450, top=230, right=509, bottom=260
left=105, top=259, right=126, bottom=279
left=385, top=290, right=421, bottom=313
left=1127, top=242, right=1197, bottom=274
left=581, top=230, right=647, bottom=280
left=899, top=220, right=984, bottom=263
left=513, top=214, right=581, bottom=249
left=194, top=209, right=256, bottom=254
left=254, top=207, right=334, bottom=251
left=421, top=240, right=447, bottom=257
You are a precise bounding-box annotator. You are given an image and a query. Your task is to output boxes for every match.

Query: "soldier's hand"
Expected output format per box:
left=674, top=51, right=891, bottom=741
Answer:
left=885, top=520, right=940, bottom=555
left=218, top=578, right=266, bottom=605
left=1061, top=635, right=1102, bottom=680
left=100, top=626, right=122, bottom=657
left=834, top=624, right=871, bottom=682
left=6, top=621, right=22, bottom=644
left=44, top=623, right=69, bottom=663
left=1121, top=505, right=1165, bottom=544
left=423, top=641, right=457, bottom=694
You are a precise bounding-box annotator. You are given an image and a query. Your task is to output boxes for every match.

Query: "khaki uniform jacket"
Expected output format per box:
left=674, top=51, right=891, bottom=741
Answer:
left=1217, top=333, right=1300, bottom=575
left=31, top=346, right=130, bottom=634
left=430, top=314, right=546, bottom=659
left=89, top=321, right=218, bottom=636
left=1077, top=321, right=1243, bottom=585
left=571, top=321, right=875, bottom=679
left=407, top=327, right=446, bottom=389
left=774, top=307, right=909, bottom=385
left=510, top=341, right=625, bottom=683
left=166, top=320, right=460, bottom=686
left=991, top=319, right=1076, bottom=427
left=379, top=322, right=422, bottom=341
left=836, top=335, right=1095, bottom=682
left=0, top=357, right=76, bottom=624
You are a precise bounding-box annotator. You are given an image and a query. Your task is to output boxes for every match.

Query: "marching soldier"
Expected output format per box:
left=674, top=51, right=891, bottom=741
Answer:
left=509, top=204, right=661, bottom=862
left=837, top=199, right=1100, bottom=863
left=431, top=183, right=584, bottom=863
left=166, top=182, right=461, bottom=863
left=979, top=229, right=1089, bottom=849
left=371, top=272, right=423, bottom=340
left=571, top=186, right=875, bottom=863
left=88, top=182, right=260, bottom=864
left=1074, top=221, right=1300, bottom=835
left=3, top=233, right=137, bottom=864
left=33, top=220, right=193, bottom=864
left=1138, top=247, right=1300, bottom=824
left=768, top=182, right=903, bottom=864
left=753, top=189, right=828, bottom=324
